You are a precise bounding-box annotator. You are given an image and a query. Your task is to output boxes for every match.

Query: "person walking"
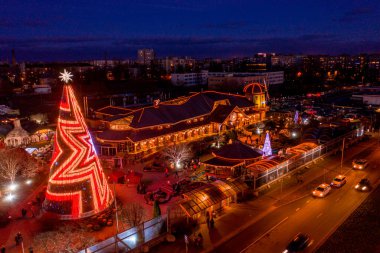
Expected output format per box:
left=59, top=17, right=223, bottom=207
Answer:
left=15, top=232, right=22, bottom=246
left=210, top=217, right=215, bottom=228
left=206, top=215, right=210, bottom=228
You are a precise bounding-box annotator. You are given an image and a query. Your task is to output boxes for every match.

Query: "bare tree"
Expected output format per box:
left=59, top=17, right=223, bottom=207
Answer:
left=120, top=202, right=145, bottom=228
left=33, top=225, right=95, bottom=253
left=0, top=148, right=38, bottom=184
left=162, top=143, right=193, bottom=169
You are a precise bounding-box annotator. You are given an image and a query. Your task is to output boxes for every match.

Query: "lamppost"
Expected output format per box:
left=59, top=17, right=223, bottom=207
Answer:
left=113, top=180, right=119, bottom=252
left=340, top=138, right=345, bottom=174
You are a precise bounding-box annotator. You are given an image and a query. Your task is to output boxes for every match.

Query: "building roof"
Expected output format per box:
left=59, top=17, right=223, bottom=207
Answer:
left=209, top=105, right=236, bottom=124
left=5, top=119, right=29, bottom=139
left=289, top=142, right=318, bottom=154
left=97, top=117, right=210, bottom=142
left=179, top=180, right=248, bottom=217
left=247, top=155, right=286, bottom=172
left=213, top=142, right=263, bottom=160
left=202, top=157, right=243, bottom=167
left=104, top=91, right=253, bottom=128
left=243, top=83, right=266, bottom=94
left=96, top=106, right=133, bottom=116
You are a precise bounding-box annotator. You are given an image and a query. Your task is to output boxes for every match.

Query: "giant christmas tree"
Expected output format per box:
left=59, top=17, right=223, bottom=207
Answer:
left=44, top=70, right=113, bottom=219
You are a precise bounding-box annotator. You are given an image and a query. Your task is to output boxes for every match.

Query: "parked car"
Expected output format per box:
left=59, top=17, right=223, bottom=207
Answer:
left=330, top=175, right=346, bottom=188
left=352, top=159, right=368, bottom=170
left=355, top=178, right=371, bottom=192
left=312, top=183, right=331, bottom=198
left=283, top=233, right=311, bottom=253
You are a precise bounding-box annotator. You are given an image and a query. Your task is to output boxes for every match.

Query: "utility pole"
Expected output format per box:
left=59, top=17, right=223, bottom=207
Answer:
left=340, top=138, right=345, bottom=174
left=113, top=181, right=119, bottom=252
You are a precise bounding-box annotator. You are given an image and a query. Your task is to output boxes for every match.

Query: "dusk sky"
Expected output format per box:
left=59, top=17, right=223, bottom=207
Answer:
left=1, top=0, right=380, bottom=61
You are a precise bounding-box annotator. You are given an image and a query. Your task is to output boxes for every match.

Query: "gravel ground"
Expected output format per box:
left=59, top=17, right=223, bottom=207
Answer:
left=317, top=185, right=380, bottom=253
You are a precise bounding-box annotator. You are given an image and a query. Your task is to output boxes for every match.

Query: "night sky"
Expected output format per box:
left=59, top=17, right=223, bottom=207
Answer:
left=1, top=0, right=380, bottom=61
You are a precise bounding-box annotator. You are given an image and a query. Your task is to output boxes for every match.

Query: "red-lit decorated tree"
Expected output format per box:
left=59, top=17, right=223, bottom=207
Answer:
left=44, top=70, right=113, bottom=219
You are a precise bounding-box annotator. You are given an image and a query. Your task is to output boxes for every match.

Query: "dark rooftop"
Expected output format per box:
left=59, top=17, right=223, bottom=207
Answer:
left=213, top=142, right=262, bottom=160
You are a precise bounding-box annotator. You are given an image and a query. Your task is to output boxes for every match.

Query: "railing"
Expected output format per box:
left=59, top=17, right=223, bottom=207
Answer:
left=79, top=214, right=168, bottom=253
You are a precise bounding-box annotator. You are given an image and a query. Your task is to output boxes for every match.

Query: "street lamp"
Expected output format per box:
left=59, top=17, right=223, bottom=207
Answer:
left=8, top=183, right=18, bottom=191
left=340, top=138, right=345, bottom=174
left=4, top=193, right=15, bottom=202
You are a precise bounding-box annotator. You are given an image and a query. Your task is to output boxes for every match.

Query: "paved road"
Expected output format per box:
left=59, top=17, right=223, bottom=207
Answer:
left=214, top=140, right=380, bottom=253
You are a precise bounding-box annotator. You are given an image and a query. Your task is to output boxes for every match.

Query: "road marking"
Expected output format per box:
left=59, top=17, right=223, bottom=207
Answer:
left=239, top=217, right=289, bottom=253
left=296, top=208, right=300, bottom=212
left=317, top=213, right=323, bottom=219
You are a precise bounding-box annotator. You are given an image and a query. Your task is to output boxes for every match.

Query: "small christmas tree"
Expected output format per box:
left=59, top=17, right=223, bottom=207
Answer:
left=294, top=110, right=299, bottom=125
left=262, top=131, right=272, bottom=156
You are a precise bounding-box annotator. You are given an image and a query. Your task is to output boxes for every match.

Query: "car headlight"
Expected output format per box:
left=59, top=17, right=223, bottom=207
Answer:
left=283, top=250, right=289, bottom=253
left=319, top=193, right=323, bottom=197
left=362, top=186, right=367, bottom=190
left=355, top=185, right=359, bottom=189
left=359, top=166, right=363, bottom=169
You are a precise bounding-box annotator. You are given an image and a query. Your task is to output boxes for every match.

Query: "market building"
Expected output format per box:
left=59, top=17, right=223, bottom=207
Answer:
left=201, top=142, right=263, bottom=179
left=95, top=83, right=268, bottom=157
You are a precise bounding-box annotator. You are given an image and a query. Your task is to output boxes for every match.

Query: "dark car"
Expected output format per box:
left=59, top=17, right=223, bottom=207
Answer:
left=283, top=233, right=310, bottom=253
left=355, top=178, right=371, bottom=191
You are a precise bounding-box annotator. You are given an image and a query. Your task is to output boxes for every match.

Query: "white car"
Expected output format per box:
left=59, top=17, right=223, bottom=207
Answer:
left=352, top=159, right=368, bottom=170
left=331, top=175, right=346, bottom=188
left=312, top=183, right=331, bottom=198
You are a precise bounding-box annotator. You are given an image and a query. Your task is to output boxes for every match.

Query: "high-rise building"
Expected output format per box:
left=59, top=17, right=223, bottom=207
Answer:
left=137, top=48, right=155, bottom=65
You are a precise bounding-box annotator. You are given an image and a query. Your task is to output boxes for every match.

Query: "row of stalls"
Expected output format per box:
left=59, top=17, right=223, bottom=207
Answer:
left=167, top=141, right=333, bottom=231
left=168, top=179, right=248, bottom=227
left=246, top=142, right=320, bottom=189
left=201, top=141, right=321, bottom=190
left=202, top=142, right=263, bottom=179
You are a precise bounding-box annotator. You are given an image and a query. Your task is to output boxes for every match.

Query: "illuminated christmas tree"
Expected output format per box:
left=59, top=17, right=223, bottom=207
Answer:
left=44, top=70, right=113, bottom=219
left=294, top=110, right=299, bottom=125
left=262, top=131, right=272, bottom=157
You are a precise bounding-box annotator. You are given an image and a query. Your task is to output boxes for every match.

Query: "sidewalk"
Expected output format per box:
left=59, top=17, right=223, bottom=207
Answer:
left=0, top=172, right=48, bottom=252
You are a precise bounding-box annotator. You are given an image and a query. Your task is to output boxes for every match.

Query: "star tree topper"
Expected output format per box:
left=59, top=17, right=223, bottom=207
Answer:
left=59, top=69, right=73, bottom=83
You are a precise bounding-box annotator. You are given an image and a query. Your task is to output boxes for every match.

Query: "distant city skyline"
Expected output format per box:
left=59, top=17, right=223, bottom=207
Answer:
left=1, top=0, right=380, bottom=61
